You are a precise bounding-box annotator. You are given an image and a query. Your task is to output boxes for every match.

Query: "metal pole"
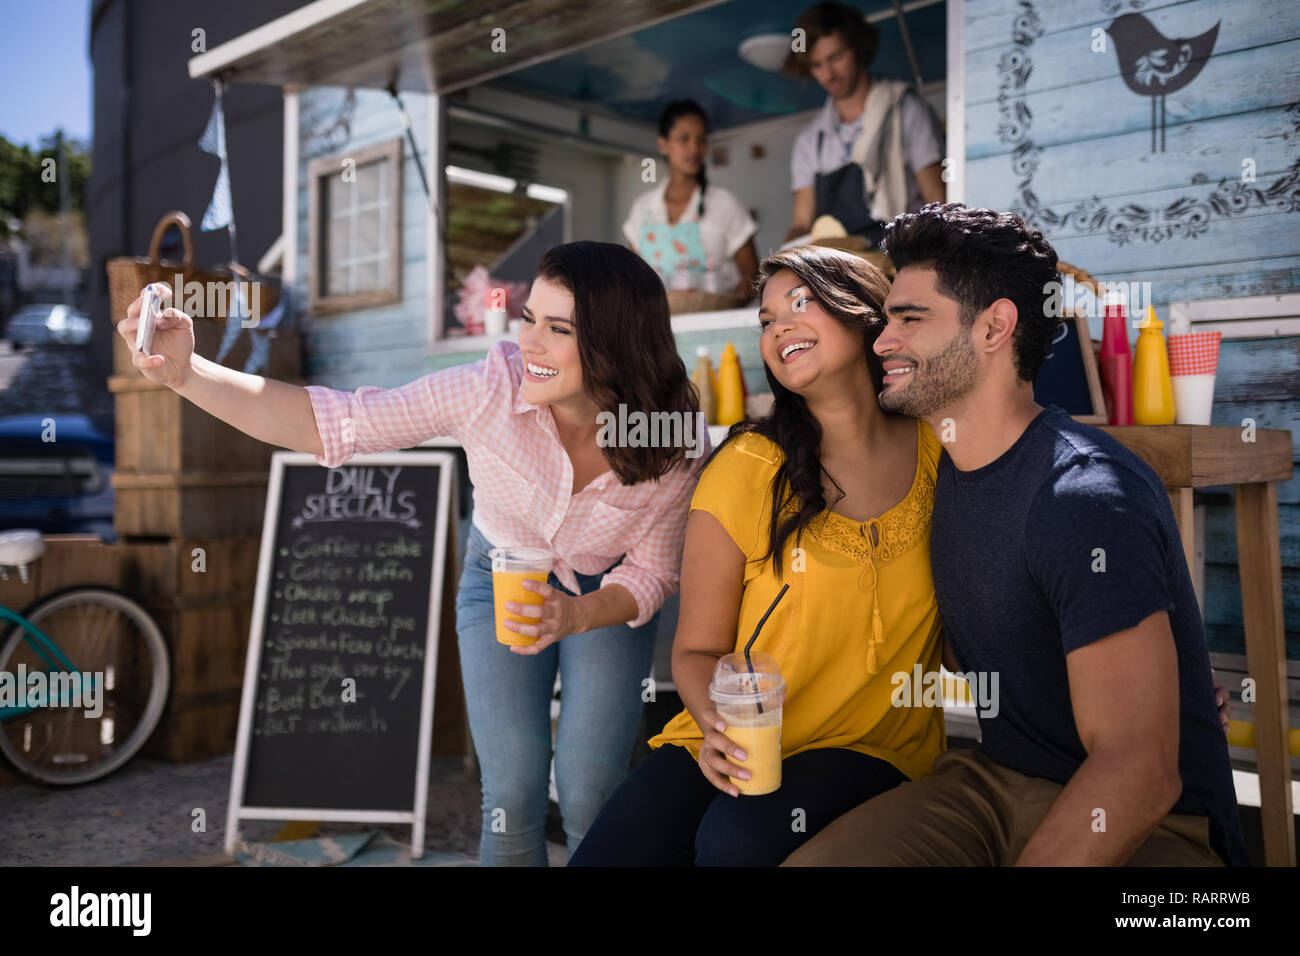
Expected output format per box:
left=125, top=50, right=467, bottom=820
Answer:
left=58, top=131, right=72, bottom=306
left=890, top=0, right=925, bottom=89
left=388, top=84, right=443, bottom=239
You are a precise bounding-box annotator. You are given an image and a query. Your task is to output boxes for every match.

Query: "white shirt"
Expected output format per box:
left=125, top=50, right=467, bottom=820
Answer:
left=622, top=180, right=757, bottom=291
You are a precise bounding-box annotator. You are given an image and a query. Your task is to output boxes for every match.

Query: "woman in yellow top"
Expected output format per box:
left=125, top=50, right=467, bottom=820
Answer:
left=569, top=245, right=945, bottom=866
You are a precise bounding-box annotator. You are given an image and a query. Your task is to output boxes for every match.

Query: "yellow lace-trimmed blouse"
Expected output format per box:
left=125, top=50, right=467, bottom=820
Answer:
left=648, top=419, right=945, bottom=782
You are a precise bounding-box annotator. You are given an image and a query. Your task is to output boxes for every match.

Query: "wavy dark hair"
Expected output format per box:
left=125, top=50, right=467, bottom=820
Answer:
left=783, top=2, right=882, bottom=79
left=882, top=202, right=1061, bottom=382
left=711, top=246, right=892, bottom=576
left=536, top=241, right=699, bottom=485
left=658, top=99, right=710, bottom=219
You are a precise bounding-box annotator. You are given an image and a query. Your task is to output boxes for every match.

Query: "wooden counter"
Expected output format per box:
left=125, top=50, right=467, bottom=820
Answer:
left=1100, top=424, right=1295, bottom=866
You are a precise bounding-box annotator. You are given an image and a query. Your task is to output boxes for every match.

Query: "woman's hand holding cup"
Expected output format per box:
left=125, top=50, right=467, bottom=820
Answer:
left=116, top=285, right=195, bottom=390
left=697, top=704, right=747, bottom=797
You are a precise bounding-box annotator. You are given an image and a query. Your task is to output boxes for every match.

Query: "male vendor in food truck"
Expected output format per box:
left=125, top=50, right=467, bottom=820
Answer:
left=783, top=2, right=947, bottom=246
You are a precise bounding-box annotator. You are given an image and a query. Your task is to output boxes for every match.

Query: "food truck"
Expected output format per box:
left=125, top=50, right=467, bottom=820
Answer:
left=177, top=0, right=1297, bottom=864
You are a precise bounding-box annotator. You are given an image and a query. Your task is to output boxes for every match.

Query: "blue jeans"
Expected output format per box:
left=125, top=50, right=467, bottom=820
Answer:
left=455, top=522, right=659, bottom=866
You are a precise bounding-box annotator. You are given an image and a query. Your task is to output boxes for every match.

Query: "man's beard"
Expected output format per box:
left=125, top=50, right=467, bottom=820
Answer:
left=878, top=328, right=980, bottom=419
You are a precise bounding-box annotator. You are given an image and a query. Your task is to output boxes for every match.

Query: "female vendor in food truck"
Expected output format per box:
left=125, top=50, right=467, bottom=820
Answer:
left=624, top=100, right=761, bottom=303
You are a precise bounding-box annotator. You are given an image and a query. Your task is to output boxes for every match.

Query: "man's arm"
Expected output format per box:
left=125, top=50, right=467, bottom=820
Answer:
left=900, top=92, right=947, bottom=208
left=914, top=162, right=946, bottom=206
left=1014, top=609, right=1182, bottom=866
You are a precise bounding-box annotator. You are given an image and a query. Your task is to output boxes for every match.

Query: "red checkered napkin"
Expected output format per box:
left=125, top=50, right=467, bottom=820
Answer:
left=1168, top=331, right=1221, bottom=376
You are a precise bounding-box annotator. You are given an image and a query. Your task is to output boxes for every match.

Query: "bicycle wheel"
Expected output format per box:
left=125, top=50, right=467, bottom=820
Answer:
left=0, top=587, right=169, bottom=785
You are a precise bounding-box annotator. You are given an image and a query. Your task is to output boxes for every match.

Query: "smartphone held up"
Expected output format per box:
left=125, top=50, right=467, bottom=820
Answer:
left=134, top=282, right=168, bottom=356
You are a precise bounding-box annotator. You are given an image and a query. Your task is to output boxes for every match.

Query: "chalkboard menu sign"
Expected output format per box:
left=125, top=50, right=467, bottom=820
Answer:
left=1033, top=310, right=1107, bottom=423
left=224, top=451, right=457, bottom=858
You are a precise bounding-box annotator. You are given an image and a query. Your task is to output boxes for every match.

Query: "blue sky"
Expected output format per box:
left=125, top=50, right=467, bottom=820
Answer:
left=0, top=0, right=92, bottom=149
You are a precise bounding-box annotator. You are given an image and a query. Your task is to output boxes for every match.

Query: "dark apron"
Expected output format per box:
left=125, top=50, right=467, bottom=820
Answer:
left=812, top=106, right=898, bottom=248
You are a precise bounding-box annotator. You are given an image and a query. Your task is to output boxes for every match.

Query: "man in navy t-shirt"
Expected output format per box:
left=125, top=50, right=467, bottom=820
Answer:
left=785, top=203, right=1248, bottom=866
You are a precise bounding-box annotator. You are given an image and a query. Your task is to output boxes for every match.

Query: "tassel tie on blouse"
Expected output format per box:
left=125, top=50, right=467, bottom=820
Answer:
left=857, top=516, right=886, bottom=674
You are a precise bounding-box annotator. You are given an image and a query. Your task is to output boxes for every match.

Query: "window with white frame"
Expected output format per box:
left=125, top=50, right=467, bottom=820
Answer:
left=308, top=137, right=402, bottom=314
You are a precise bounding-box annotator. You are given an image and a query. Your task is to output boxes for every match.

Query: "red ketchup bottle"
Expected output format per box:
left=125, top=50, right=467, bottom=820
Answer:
left=1099, top=290, right=1134, bottom=425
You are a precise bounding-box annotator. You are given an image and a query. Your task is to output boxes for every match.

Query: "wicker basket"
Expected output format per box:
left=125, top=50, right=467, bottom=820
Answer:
left=106, top=210, right=281, bottom=376
left=809, top=237, right=897, bottom=279
left=666, top=289, right=744, bottom=315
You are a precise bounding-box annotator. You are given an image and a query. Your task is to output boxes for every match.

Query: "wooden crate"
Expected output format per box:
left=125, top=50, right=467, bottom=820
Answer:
left=147, top=592, right=254, bottom=699
left=111, top=472, right=268, bottom=538
left=122, top=536, right=262, bottom=599
left=0, top=535, right=123, bottom=613
left=0, top=536, right=262, bottom=610
left=3, top=707, right=104, bottom=769
left=0, top=536, right=262, bottom=765
left=142, top=689, right=242, bottom=763
left=110, top=376, right=303, bottom=474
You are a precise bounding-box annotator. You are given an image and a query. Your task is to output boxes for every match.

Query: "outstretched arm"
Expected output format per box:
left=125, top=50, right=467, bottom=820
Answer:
left=116, top=290, right=323, bottom=458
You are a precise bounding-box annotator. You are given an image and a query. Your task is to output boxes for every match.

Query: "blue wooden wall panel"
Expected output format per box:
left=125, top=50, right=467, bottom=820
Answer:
left=967, top=0, right=1300, bottom=656
left=967, top=108, right=1298, bottom=209
left=966, top=0, right=1191, bottom=53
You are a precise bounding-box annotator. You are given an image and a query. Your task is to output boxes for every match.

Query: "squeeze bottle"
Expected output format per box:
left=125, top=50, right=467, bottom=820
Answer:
left=716, top=342, right=746, bottom=425
left=1099, top=290, right=1134, bottom=425
left=1132, top=305, right=1175, bottom=425
left=692, top=347, right=717, bottom=425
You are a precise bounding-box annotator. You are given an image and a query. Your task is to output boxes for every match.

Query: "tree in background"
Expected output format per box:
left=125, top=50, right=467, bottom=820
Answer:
left=0, top=129, right=91, bottom=267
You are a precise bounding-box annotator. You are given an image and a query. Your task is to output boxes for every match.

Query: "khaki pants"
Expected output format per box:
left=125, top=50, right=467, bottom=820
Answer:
left=782, top=747, right=1224, bottom=866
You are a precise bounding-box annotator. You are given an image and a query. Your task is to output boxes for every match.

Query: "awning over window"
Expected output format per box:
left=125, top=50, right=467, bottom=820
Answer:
left=188, top=0, right=724, bottom=93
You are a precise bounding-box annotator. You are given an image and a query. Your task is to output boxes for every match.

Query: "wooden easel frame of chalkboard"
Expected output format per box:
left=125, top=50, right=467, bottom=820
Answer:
left=224, top=450, right=456, bottom=860
left=1063, top=309, right=1107, bottom=424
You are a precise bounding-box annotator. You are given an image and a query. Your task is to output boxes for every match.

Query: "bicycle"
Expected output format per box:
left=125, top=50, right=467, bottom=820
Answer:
left=0, top=529, right=170, bottom=785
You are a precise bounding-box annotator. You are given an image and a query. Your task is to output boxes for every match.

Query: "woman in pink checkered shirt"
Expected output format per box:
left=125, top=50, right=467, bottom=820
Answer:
left=117, top=241, right=707, bottom=866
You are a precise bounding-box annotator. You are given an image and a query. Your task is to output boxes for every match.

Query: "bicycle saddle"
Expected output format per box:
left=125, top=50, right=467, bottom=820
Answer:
left=0, top=529, right=46, bottom=569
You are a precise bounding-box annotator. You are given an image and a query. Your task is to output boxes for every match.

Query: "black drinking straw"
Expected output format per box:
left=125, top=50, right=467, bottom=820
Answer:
left=743, top=584, right=789, bottom=714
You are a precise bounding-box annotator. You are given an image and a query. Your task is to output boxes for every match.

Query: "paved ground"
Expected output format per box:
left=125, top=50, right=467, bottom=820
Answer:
left=0, top=754, right=568, bottom=867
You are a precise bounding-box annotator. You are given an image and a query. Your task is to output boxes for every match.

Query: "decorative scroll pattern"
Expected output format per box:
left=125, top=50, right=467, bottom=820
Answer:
left=994, top=1, right=1300, bottom=244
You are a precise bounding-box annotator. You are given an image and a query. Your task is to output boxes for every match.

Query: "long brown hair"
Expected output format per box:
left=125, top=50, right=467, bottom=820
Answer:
left=715, top=246, right=892, bottom=576
left=536, top=241, right=699, bottom=485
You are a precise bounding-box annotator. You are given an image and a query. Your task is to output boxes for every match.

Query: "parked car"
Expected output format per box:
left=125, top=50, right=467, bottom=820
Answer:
left=5, top=304, right=92, bottom=348
left=0, top=414, right=115, bottom=540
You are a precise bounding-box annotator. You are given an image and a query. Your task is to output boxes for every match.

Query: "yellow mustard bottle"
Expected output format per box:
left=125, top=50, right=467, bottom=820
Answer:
left=1132, top=305, right=1175, bottom=425
left=716, top=342, right=746, bottom=425
left=692, top=347, right=717, bottom=425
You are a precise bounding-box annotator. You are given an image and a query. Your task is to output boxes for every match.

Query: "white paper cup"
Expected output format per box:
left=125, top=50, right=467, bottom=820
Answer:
left=1172, top=373, right=1216, bottom=426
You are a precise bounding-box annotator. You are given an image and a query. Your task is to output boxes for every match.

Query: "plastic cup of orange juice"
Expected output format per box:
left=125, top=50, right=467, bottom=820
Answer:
left=709, top=651, right=786, bottom=795
left=489, top=546, right=554, bottom=646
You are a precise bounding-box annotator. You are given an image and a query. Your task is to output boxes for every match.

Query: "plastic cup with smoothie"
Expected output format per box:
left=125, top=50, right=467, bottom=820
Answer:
left=489, top=546, right=554, bottom=646
left=709, top=651, right=786, bottom=795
